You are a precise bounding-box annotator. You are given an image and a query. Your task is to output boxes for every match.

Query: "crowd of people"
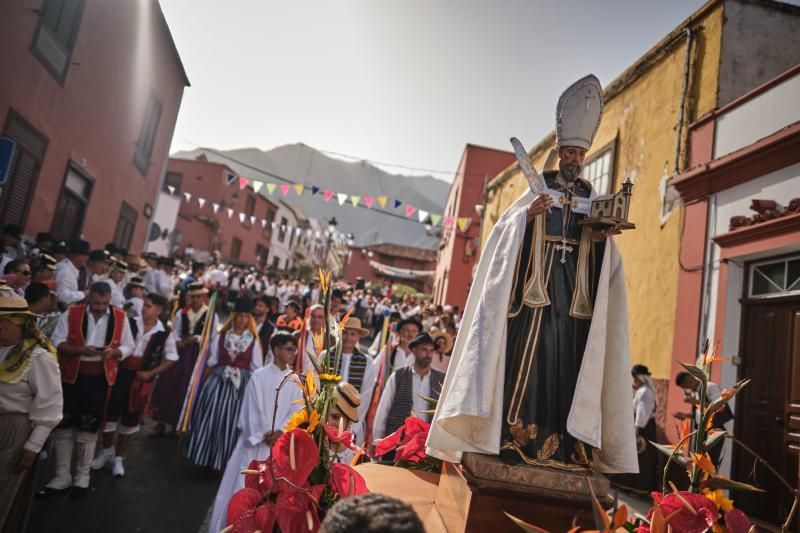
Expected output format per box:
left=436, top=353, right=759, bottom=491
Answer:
left=0, top=223, right=464, bottom=532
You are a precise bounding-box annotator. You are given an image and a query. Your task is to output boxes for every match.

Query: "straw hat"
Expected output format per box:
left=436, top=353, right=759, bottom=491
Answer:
left=336, top=382, right=362, bottom=423
left=430, top=329, right=454, bottom=353
left=0, top=286, right=40, bottom=317
left=187, top=281, right=208, bottom=296
left=341, top=316, right=369, bottom=336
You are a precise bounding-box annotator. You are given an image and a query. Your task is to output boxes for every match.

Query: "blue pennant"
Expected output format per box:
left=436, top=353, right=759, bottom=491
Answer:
left=394, top=199, right=402, bottom=209
left=224, top=171, right=237, bottom=186
left=311, top=186, right=320, bottom=195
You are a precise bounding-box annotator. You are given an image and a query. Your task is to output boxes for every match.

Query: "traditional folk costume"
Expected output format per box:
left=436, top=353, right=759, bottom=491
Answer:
left=54, top=240, right=90, bottom=307
left=373, top=334, right=445, bottom=440
left=93, top=317, right=178, bottom=474
left=428, top=75, right=638, bottom=475
left=45, top=301, right=135, bottom=495
left=208, top=362, right=303, bottom=533
left=150, top=283, right=213, bottom=428
left=388, top=318, right=422, bottom=370
left=0, top=290, right=62, bottom=532
left=184, top=299, right=264, bottom=469
left=322, top=317, right=378, bottom=445
left=254, top=315, right=275, bottom=365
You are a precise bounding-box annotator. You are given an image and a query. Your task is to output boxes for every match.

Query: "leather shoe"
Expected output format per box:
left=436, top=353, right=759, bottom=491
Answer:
left=69, top=486, right=88, bottom=500
left=35, top=486, right=69, bottom=499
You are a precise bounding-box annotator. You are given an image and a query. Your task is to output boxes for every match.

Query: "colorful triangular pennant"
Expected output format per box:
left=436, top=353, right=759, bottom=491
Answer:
left=430, top=214, right=442, bottom=226
left=418, top=209, right=429, bottom=223
left=167, top=185, right=175, bottom=195
left=324, top=189, right=334, bottom=203
left=252, top=182, right=263, bottom=193
left=312, top=186, right=320, bottom=195
left=457, top=217, right=472, bottom=232
left=238, top=212, right=246, bottom=223
left=394, top=199, right=402, bottom=209
left=261, top=219, right=267, bottom=228
left=443, top=216, right=454, bottom=228
left=266, top=183, right=276, bottom=195
left=239, top=177, right=249, bottom=189
left=294, top=183, right=305, bottom=195
left=405, top=204, right=416, bottom=217
left=226, top=207, right=234, bottom=218
left=183, top=192, right=192, bottom=202
left=279, top=184, right=290, bottom=196
left=377, top=195, right=388, bottom=208
left=197, top=197, right=206, bottom=208
left=223, top=170, right=237, bottom=186
left=212, top=203, right=220, bottom=214
left=337, top=193, right=348, bottom=206
left=250, top=215, right=257, bottom=225
left=350, top=195, right=360, bottom=207
left=364, top=196, right=374, bottom=209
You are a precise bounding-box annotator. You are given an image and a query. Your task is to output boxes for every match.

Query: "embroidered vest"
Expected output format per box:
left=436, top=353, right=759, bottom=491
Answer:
left=61, top=305, right=126, bottom=384
left=385, top=366, right=444, bottom=437
left=217, top=331, right=254, bottom=370
left=180, top=308, right=208, bottom=339
left=140, top=328, right=170, bottom=371
left=323, top=349, right=369, bottom=392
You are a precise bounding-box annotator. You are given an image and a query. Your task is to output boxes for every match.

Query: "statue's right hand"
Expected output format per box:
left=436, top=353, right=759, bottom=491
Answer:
left=526, top=194, right=553, bottom=219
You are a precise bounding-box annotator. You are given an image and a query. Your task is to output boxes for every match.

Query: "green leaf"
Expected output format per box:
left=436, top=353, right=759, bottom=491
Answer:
left=680, top=362, right=708, bottom=387
left=701, top=476, right=765, bottom=493
left=651, top=441, right=690, bottom=465
left=503, top=512, right=551, bottom=533
left=415, top=394, right=439, bottom=406
left=700, top=379, right=749, bottom=429
left=704, top=430, right=727, bottom=449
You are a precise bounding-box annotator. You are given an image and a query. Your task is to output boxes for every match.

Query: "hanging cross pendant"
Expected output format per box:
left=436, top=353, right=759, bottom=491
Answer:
left=555, top=238, right=573, bottom=264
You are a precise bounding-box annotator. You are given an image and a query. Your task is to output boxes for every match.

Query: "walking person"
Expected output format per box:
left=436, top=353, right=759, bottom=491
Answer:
left=183, top=298, right=264, bottom=470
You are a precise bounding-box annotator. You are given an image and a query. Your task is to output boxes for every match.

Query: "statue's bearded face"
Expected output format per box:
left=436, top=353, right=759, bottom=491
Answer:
left=558, top=146, right=587, bottom=182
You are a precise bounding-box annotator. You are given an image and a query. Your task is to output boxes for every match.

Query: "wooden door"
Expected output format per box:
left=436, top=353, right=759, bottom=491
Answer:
left=734, top=298, right=800, bottom=524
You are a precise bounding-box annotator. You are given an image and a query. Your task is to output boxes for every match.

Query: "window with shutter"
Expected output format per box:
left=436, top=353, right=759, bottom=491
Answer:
left=113, top=201, right=138, bottom=250
left=0, top=111, right=47, bottom=227
left=31, top=0, right=86, bottom=82
left=134, top=94, right=163, bottom=175
left=51, top=165, right=93, bottom=241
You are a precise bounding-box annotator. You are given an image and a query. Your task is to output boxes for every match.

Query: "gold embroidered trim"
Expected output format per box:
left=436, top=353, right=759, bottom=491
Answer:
left=500, top=440, right=592, bottom=473
left=569, top=226, right=594, bottom=319
left=522, top=214, right=550, bottom=308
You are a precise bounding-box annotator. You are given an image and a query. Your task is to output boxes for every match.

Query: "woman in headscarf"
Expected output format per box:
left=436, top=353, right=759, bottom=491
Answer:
left=0, top=286, right=62, bottom=532
left=183, top=298, right=263, bottom=470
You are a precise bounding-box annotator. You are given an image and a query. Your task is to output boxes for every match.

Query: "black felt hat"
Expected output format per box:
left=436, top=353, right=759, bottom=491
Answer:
left=88, top=249, right=108, bottom=262
left=397, top=317, right=423, bottom=332
left=233, top=298, right=253, bottom=314
left=631, top=364, right=651, bottom=376
left=68, top=240, right=90, bottom=255
left=409, top=332, right=435, bottom=349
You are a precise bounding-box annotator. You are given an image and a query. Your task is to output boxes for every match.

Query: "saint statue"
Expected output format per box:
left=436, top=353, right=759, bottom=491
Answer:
left=427, top=75, right=638, bottom=475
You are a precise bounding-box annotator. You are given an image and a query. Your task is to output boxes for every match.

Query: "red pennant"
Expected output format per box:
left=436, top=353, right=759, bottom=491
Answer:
left=238, top=177, right=249, bottom=189
left=405, top=204, right=416, bottom=217
left=324, top=189, right=334, bottom=203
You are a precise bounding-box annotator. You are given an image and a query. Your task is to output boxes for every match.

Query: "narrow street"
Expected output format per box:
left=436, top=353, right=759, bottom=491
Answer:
left=29, top=426, right=217, bottom=533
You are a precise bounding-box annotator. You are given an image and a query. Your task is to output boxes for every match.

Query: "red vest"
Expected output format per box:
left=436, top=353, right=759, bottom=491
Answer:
left=59, top=305, right=127, bottom=385
left=217, top=331, right=254, bottom=370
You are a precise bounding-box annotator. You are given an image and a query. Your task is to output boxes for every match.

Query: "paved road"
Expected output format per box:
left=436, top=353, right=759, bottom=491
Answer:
left=29, top=424, right=218, bottom=533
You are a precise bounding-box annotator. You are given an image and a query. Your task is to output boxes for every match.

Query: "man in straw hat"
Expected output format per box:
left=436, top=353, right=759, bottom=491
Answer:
left=322, top=317, right=378, bottom=444
left=374, top=333, right=445, bottom=441
left=428, top=75, right=637, bottom=475
left=41, top=281, right=135, bottom=499
left=0, top=287, right=62, bottom=532
left=149, top=281, right=216, bottom=436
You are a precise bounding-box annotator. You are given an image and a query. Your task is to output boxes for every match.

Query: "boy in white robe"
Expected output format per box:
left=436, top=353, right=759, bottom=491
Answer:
left=209, top=331, right=303, bottom=533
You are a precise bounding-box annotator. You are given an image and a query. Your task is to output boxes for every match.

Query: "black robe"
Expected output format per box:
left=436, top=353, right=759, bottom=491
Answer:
left=500, top=172, right=604, bottom=469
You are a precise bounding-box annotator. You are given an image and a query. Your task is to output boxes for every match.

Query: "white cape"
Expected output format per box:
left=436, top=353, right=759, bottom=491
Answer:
left=425, top=190, right=638, bottom=474
left=209, top=364, right=304, bottom=533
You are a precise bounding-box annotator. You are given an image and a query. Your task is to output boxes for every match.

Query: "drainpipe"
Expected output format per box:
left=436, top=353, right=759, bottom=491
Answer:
left=674, top=27, right=694, bottom=177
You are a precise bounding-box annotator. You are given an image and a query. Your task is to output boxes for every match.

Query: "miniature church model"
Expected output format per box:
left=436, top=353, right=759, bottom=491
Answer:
left=585, top=177, right=635, bottom=229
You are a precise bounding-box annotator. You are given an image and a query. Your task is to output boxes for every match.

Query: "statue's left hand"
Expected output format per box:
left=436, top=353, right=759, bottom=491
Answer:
left=592, top=224, right=622, bottom=241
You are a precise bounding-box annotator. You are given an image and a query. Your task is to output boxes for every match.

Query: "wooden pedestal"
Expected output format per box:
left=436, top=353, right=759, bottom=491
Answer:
left=434, top=454, right=611, bottom=532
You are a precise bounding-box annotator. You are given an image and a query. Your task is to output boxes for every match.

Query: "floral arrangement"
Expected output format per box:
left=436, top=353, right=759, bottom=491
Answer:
left=223, top=269, right=369, bottom=533
left=373, top=416, right=442, bottom=473
left=506, top=341, right=799, bottom=533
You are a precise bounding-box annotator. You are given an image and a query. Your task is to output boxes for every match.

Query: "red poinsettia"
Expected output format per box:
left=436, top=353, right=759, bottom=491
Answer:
left=374, top=416, right=431, bottom=463
left=639, top=491, right=720, bottom=533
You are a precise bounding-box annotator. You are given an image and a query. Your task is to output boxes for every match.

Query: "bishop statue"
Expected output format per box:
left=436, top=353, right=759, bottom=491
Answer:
left=427, top=75, right=638, bottom=474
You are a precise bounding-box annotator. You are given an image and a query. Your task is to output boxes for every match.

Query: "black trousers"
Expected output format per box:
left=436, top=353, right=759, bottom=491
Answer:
left=106, top=367, right=140, bottom=427
left=59, top=374, right=108, bottom=433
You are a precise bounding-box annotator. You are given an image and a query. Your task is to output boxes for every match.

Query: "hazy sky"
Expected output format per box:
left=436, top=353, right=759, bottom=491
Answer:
left=161, top=0, right=705, bottom=181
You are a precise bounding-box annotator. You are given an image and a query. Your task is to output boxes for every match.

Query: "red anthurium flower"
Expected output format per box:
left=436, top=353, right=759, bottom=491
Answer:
left=244, top=458, right=274, bottom=495
left=330, top=463, right=369, bottom=498
left=227, top=487, right=262, bottom=527
left=374, top=427, right=404, bottom=457
left=653, top=491, right=720, bottom=533
left=323, top=424, right=357, bottom=451
left=276, top=489, right=320, bottom=533
left=403, top=416, right=430, bottom=437
left=270, top=429, right=320, bottom=488
left=231, top=508, right=257, bottom=533
left=724, top=508, right=755, bottom=533
left=395, top=432, right=427, bottom=462
left=254, top=504, right=278, bottom=533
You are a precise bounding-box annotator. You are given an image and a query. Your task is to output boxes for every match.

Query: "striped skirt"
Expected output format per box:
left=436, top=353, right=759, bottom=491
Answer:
left=150, top=342, right=201, bottom=426
left=183, top=365, right=251, bottom=470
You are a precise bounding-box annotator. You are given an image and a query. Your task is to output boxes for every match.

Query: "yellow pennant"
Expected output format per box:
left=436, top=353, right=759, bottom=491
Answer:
left=377, top=195, right=388, bottom=208
left=457, top=217, right=472, bottom=232
left=294, top=183, right=305, bottom=195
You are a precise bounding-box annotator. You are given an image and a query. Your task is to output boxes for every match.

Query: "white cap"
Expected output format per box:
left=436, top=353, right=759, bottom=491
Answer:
left=556, top=75, right=604, bottom=151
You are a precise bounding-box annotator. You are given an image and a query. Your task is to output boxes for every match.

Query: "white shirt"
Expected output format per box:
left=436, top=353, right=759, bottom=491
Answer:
left=143, top=268, right=159, bottom=294
left=51, top=307, right=136, bottom=361
left=155, top=269, right=174, bottom=298
left=54, top=258, right=84, bottom=306
left=132, top=318, right=179, bottom=362
left=632, top=386, right=656, bottom=429
left=373, top=366, right=432, bottom=440
left=0, top=344, right=63, bottom=453
left=126, top=296, right=144, bottom=321
left=107, top=279, right=125, bottom=309
left=391, top=344, right=413, bottom=369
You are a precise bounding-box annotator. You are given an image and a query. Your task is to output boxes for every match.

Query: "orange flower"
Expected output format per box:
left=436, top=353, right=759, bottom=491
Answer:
left=692, top=453, right=716, bottom=476
left=284, top=408, right=320, bottom=434
left=338, top=307, right=354, bottom=331
left=704, top=488, right=734, bottom=512
left=318, top=267, right=327, bottom=294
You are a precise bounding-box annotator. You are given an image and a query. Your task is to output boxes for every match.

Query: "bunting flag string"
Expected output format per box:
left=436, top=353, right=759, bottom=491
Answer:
left=238, top=177, right=249, bottom=190
left=377, top=196, right=388, bottom=208
left=226, top=207, right=234, bottom=218
left=183, top=192, right=192, bottom=202
left=394, top=199, right=403, bottom=209
left=363, top=196, right=374, bottom=209
left=252, top=182, right=263, bottom=193
left=430, top=214, right=441, bottom=226
left=350, top=195, right=360, bottom=207
left=417, top=209, right=429, bottom=223
left=250, top=215, right=257, bottom=225
left=261, top=219, right=268, bottom=228
left=294, top=183, right=305, bottom=196
left=167, top=185, right=176, bottom=195
left=337, top=193, right=348, bottom=206
left=266, top=183, right=277, bottom=195
left=238, top=212, right=246, bottom=223
left=212, top=203, right=220, bottom=214
left=223, top=170, right=237, bottom=186
left=405, top=204, right=416, bottom=218
left=312, top=186, right=320, bottom=195
left=324, top=189, right=334, bottom=203
left=198, top=197, right=206, bottom=208
left=443, top=216, right=454, bottom=228
left=279, top=184, right=290, bottom=196
left=457, top=217, right=472, bottom=232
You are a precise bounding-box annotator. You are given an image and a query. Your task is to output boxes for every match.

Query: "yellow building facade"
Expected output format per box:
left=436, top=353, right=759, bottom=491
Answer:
left=481, top=1, right=725, bottom=381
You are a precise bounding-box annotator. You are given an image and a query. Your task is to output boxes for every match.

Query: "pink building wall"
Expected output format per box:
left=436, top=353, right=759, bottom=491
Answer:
left=0, top=0, right=188, bottom=251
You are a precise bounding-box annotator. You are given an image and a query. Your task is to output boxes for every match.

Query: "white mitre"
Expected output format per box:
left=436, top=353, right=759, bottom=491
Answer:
left=556, top=74, right=604, bottom=150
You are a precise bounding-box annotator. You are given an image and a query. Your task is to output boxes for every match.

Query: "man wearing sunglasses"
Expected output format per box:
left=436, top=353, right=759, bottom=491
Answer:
left=3, top=259, right=31, bottom=297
